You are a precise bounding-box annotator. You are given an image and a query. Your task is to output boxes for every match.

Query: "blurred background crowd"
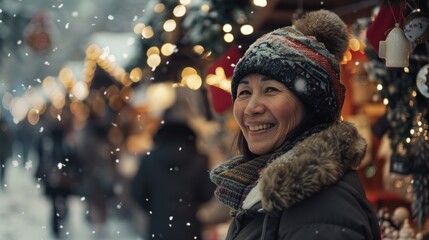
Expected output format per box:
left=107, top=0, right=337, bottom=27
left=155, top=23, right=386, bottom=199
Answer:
left=1, top=0, right=429, bottom=239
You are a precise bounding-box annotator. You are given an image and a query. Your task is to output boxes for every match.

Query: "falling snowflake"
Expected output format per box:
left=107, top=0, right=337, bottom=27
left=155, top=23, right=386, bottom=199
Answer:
left=12, top=160, right=19, bottom=167
left=25, top=160, right=33, bottom=170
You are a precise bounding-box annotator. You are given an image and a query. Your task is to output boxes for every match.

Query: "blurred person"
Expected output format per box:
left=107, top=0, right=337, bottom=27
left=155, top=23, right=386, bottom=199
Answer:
left=209, top=10, right=381, bottom=239
left=131, top=121, right=215, bottom=240
left=0, top=114, right=13, bottom=189
left=13, top=118, right=37, bottom=166
left=74, top=112, right=120, bottom=233
left=35, top=114, right=82, bottom=238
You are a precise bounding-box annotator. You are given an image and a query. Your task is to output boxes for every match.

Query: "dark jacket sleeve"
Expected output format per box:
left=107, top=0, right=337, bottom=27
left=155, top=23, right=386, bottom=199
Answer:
left=278, top=172, right=381, bottom=240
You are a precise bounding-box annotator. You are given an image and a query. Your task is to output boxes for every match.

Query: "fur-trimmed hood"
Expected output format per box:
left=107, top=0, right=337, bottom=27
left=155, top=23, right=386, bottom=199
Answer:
left=242, top=121, right=366, bottom=212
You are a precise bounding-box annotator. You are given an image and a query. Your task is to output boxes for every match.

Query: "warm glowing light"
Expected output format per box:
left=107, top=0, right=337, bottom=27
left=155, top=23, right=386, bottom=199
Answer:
left=173, top=5, right=187, bottom=17
left=59, top=67, right=75, bottom=90
left=27, top=109, right=40, bottom=125
left=71, top=81, right=89, bottom=101
left=383, top=98, right=389, bottom=105
left=146, top=83, right=176, bottom=116
left=377, top=84, right=383, bottom=91
left=181, top=67, right=197, bottom=77
left=224, top=33, right=234, bottom=43
left=223, top=24, right=232, bottom=33
left=42, top=76, right=58, bottom=94
left=142, top=26, right=154, bottom=39
left=240, top=24, right=253, bottom=35
left=253, top=0, right=267, bottom=7
left=180, top=0, right=191, bottom=5
left=133, top=23, right=145, bottom=34
left=10, top=97, right=29, bottom=123
left=184, top=74, right=202, bottom=90
left=51, top=91, right=66, bottom=110
left=201, top=4, right=210, bottom=12
left=404, top=67, right=409, bottom=73
left=163, top=19, right=177, bottom=32
left=161, top=43, right=175, bottom=56
left=86, top=44, right=102, bottom=59
left=345, top=50, right=352, bottom=61
left=349, top=38, right=360, bottom=51
left=146, top=46, right=160, bottom=57
left=205, top=67, right=231, bottom=92
left=147, top=54, right=161, bottom=68
left=154, top=3, right=165, bottom=13
left=193, top=45, right=204, bottom=55
left=130, top=68, right=143, bottom=82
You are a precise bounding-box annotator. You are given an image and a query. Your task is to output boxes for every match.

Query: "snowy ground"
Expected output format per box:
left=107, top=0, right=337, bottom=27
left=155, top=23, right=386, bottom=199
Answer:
left=0, top=163, right=143, bottom=240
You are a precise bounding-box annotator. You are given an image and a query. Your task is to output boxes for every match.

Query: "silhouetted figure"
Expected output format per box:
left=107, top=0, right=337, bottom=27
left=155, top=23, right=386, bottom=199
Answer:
left=131, top=121, right=215, bottom=240
left=36, top=119, right=81, bottom=238
left=0, top=116, right=13, bottom=189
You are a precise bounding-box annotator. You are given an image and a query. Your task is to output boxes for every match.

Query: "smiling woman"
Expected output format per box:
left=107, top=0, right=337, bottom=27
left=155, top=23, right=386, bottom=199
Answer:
left=233, top=74, right=305, bottom=155
left=210, top=10, right=381, bottom=240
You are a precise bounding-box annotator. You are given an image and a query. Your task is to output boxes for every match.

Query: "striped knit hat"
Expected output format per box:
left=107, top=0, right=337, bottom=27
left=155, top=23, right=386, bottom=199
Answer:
left=231, top=10, right=348, bottom=125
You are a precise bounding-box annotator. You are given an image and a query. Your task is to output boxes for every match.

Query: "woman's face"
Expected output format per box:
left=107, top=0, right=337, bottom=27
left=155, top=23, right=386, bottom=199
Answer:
left=233, top=74, right=305, bottom=155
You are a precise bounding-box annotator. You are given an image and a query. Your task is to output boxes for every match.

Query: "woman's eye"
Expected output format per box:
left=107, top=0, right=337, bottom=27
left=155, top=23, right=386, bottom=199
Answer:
left=265, top=87, right=278, bottom=93
left=237, top=90, right=251, bottom=96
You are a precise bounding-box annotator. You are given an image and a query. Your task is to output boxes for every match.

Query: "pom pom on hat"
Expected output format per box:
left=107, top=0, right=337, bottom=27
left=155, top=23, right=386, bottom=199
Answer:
left=231, top=9, right=348, bottom=125
left=293, top=9, right=348, bottom=62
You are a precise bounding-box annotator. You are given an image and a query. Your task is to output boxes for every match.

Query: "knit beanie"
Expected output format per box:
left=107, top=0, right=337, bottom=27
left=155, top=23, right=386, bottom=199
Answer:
left=231, top=10, right=348, bottom=125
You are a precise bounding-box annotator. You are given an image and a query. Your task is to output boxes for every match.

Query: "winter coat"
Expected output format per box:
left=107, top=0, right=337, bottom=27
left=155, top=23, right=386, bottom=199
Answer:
left=131, top=122, right=216, bottom=240
left=224, top=122, right=381, bottom=240
left=36, top=126, right=82, bottom=196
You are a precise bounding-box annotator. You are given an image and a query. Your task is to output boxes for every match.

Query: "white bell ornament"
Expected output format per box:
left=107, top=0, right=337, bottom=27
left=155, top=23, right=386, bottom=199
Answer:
left=379, top=23, right=411, bottom=68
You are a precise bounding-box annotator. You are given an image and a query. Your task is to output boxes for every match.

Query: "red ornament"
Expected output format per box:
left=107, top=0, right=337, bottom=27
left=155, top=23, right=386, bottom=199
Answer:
left=206, top=44, right=242, bottom=115
left=24, top=11, right=52, bottom=54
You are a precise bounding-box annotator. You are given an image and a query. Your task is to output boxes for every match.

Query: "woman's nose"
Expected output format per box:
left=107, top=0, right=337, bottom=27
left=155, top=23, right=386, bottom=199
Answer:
left=244, top=96, right=265, bottom=115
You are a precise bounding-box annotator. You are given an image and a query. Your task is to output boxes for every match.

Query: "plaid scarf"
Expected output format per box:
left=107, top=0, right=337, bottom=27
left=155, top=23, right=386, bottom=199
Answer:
left=210, top=124, right=329, bottom=210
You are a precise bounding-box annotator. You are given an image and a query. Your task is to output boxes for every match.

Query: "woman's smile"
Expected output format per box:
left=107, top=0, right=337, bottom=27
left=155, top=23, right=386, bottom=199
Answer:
left=233, top=74, right=305, bottom=155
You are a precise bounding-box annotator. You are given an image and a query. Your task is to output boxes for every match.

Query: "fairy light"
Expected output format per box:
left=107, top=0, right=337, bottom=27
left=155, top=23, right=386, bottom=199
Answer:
left=133, top=23, right=145, bottom=34
left=240, top=24, right=253, bottom=35
left=349, top=38, right=360, bottom=51
left=205, top=67, right=231, bottom=92
left=142, top=26, right=154, bottom=39
left=201, top=4, right=210, bottom=12
left=130, top=68, right=143, bottom=83
left=146, top=46, right=160, bottom=57
left=383, top=98, right=389, bottom=105
left=173, top=5, right=187, bottom=17
left=223, top=24, right=232, bottom=33
left=184, top=74, right=202, bottom=90
left=163, top=19, right=177, bottom=32
left=224, top=33, right=234, bottom=43
left=147, top=54, right=161, bottom=68
left=193, top=45, right=205, bottom=55
left=179, top=0, right=191, bottom=5
left=377, top=84, right=383, bottom=91
left=253, top=0, right=267, bottom=7
left=71, top=81, right=89, bottom=101
left=154, top=3, right=165, bottom=13
left=161, top=43, right=175, bottom=56
left=59, top=67, right=76, bottom=90
left=27, top=108, right=40, bottom=125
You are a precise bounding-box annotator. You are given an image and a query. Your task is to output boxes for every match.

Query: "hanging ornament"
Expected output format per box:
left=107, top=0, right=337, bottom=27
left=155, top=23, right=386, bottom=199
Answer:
left=379, top=23, right=410, bottom=68
left=24, top=10, right=52, bottom=54
left=403, top=9, right=429, bottom=45
left=416, top=64, right=429, bottom=98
